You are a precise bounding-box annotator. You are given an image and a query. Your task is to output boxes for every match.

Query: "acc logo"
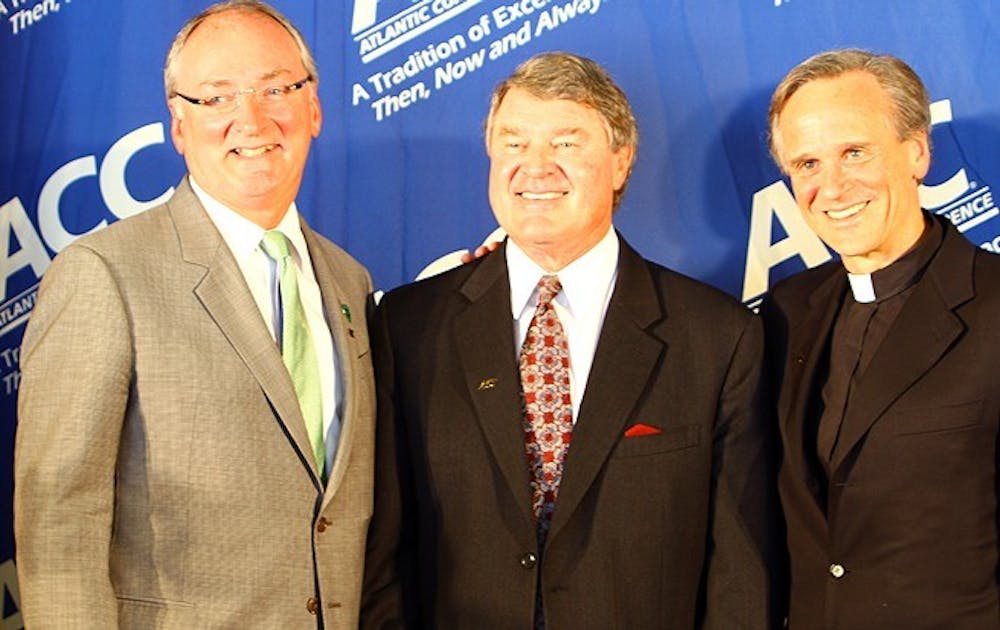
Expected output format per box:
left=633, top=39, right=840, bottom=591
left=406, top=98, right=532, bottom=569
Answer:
left=351, top=0, right=483, bottom=63
left=0, top=122, right=171, bottom=335
left=741, top=98, right=997, bottom=308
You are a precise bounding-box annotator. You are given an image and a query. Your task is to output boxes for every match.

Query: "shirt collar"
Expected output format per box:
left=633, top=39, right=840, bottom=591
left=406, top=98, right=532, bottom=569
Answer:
left=507, top=226, right=619, bottom=318
left=190, top=175, right=308, bottom=263
left=846, top=213, right=943, bottom=303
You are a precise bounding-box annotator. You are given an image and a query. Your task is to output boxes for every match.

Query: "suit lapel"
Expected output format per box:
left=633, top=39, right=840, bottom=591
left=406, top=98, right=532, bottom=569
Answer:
left=170, top=179, right=321, bottom=486
left=548, top=239, right=665, bottom=542
left=303, top=224, right=372, bottom=507
left=830, top=228, right=973, bottom=472
left=453, top=247, right=537, bottom=526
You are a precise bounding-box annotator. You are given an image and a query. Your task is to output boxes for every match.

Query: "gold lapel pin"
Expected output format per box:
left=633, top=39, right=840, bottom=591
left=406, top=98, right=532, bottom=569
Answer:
left=477, top=377, right=499, bottom=390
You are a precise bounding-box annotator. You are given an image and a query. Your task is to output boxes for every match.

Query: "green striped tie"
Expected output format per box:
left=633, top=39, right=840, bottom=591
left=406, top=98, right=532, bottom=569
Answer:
left=260, top=231, right=325, bottom=480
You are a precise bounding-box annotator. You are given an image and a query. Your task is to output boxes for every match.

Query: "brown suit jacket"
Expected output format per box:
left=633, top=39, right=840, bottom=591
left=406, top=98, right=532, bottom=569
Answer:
left=15, top=178, right=376, bottom=628
left=362, top=236, right=779, bottom=629
left=763, top=215, right=1000, bottom=629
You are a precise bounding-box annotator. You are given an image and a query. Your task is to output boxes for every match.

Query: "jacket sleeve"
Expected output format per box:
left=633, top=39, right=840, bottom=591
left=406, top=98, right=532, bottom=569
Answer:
left=701, top=313, right=786, bottom=629
left=15, top=244, right=132, bottom=628
left=360, top=296, right=421, bottom=629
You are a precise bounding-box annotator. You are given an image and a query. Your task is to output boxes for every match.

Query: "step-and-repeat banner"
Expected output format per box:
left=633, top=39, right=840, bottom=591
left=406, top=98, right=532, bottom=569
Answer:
left=2, top=1, right=998, bottom=624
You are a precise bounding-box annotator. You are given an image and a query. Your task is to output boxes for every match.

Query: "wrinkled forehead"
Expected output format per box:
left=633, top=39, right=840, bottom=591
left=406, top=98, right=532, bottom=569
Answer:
left=175, top=10, right=305, bottom=84
left=490, top=90, right=615, bottom=144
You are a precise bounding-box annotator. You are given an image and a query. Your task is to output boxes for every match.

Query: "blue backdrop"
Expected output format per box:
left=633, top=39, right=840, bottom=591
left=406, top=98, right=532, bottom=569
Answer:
left=2, top=1, right=998, bottom=624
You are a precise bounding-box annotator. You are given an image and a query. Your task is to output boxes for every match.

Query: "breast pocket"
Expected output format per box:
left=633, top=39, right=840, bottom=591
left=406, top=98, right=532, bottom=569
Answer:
left=612, top=423, right=701, bottom=459
left=891, top=399, right=983, bottom=436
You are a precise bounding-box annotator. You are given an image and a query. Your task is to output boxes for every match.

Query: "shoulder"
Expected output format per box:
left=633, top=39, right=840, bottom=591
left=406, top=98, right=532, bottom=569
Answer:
left=69, top=204, right=176, bottom=257
left=928, top=222, right=1000, bottom=303
left=631, top=252, right=755, bottom=330
left=970, top=241, right=1000, bottom=277
left=380, top=252, right=485, bottom=310
left=765, top=260, right=840, bottom=314
left=771, top=260, right=840, bottom=299
left=44, top=205, right=178, bottom=286
left=304, top=227, right=373, bottom=289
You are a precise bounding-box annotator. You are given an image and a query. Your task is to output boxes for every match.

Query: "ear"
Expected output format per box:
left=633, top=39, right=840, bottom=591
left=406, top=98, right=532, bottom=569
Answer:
left=168, top=100, right=186, bottom=155
left=907, top=130, right=931, bottom=181
left=611, top=143, right=635, bottom=191
left=484, top=115, right=496, bottom=157
left=309, top=85, right=322, bottom=138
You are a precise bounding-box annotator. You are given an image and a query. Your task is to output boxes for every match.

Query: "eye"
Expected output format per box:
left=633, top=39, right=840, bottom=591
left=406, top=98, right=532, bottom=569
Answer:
left=262, top=85, right=287, bottom=98
left=795, top=159, right=818, bottom=173
left=845, top=147, right=865, bottom=160
left=203, top=94, right=233, bottom=108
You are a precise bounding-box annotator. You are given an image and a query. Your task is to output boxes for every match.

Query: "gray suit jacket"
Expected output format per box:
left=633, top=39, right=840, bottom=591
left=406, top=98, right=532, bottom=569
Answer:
left=362, top=237, right=780, bottom=629
left=15, top=178, right=376, bottom=629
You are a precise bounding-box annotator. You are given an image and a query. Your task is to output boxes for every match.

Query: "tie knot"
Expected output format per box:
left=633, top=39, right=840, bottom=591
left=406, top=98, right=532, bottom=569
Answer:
left=536, top=275, right=562, bottom=307
left=260, top=230, right=291, bottom=261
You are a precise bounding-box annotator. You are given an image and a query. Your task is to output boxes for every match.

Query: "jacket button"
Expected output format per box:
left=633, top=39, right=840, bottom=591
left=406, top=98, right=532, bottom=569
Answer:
left=306, top=597, right=318, bottom=614
left=520, top=552, right=538, bottom=569
left=829, top=563, right=846, bottom=579
left=317, top=516, right=332, bottom=533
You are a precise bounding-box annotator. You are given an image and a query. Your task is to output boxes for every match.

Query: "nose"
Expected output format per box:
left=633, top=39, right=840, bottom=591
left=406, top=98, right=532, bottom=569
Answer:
left=521, top=143, right=556, bottom=177
left=230, top=92, right=267, bottom=134
left=817, top=162, right=849, bottom=200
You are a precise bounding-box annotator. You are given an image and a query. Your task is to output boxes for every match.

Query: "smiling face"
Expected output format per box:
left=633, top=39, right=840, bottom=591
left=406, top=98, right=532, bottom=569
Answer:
left=487, top=88, right=633, bottom=271
left=168, top=9, right=321, bottom=228
left=772, top=70, right=930, bottom=274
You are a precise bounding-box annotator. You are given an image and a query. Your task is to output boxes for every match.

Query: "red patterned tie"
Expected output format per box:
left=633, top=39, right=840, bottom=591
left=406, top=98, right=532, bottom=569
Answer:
left=519, top=275, right=573, bottom=547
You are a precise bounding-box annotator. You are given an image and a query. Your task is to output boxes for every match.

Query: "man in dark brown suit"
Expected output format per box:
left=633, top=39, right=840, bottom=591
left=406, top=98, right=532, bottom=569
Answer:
left=763, top=49, right=1000, bottom=629
left=361, top=52, right=780, bottom=629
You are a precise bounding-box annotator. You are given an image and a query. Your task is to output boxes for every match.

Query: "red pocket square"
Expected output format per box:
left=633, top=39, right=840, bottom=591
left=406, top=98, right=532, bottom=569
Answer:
left=624, top=423, right=663, bottom=438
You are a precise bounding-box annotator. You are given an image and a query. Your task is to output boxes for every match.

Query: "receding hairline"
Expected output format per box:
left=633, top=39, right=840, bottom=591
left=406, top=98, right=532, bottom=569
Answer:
left=164, top=2, right=318, bottom=99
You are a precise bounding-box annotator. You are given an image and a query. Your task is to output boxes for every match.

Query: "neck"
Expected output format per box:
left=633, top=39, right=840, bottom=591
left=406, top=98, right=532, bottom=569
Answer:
left=514, top=226, right=611, bottom=273
left=841, top=215, right=928, bottom=275
left=218, top=194, right=290, bottom=229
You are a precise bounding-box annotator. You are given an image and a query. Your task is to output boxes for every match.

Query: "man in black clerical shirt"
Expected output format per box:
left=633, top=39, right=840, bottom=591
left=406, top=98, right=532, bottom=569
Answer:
left=763, top=48, right=1000, bottom=629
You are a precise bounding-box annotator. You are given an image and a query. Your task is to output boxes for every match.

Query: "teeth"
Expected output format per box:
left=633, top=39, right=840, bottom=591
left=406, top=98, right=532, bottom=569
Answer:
left=827, top=202, right=865, bottom=220
left=234, top=144, right=276, bottom=157
left=520, top=191, right=564, bottom=200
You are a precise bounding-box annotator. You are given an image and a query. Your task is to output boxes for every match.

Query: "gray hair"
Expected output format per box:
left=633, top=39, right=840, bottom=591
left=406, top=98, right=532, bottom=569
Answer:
left=768, top=48, right=930, bottom=168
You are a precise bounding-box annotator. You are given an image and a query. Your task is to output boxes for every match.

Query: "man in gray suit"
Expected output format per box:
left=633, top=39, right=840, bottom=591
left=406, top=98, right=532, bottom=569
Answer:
left=14, top=1, right=375, bottom=627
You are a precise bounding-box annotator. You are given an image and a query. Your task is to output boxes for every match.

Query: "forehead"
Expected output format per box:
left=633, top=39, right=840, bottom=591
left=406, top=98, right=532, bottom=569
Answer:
left=492, top=88, right=609, bottom=136
left=175, top=10, right=304, bottom=83
left=776, top=72, right=896, bottom=148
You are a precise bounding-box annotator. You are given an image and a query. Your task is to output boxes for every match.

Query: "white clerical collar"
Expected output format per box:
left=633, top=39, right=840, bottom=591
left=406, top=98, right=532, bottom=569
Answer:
left=847, top=273, right=876, bottom=304
left=507, top=227, right=619, bottom=319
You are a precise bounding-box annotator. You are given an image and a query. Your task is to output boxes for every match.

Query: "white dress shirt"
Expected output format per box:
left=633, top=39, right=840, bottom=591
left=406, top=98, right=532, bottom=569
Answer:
left=190, top=176, right=342, bottom=473
left=507, top=227, right=619, bottom=423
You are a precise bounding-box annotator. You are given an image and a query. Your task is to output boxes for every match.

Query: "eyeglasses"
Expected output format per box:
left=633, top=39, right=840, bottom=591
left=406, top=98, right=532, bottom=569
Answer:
left=172, top=76, right=313, bottom=114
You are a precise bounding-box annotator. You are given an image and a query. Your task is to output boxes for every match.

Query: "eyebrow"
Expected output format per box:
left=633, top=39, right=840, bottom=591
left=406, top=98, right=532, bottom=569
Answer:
left=551, top=127, right=587, bottom=138
left=197, top=69, right=293, bottom=89
left=789, top=140, right=876, bottom=164
left=495, top=126, right=587, bottom=137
